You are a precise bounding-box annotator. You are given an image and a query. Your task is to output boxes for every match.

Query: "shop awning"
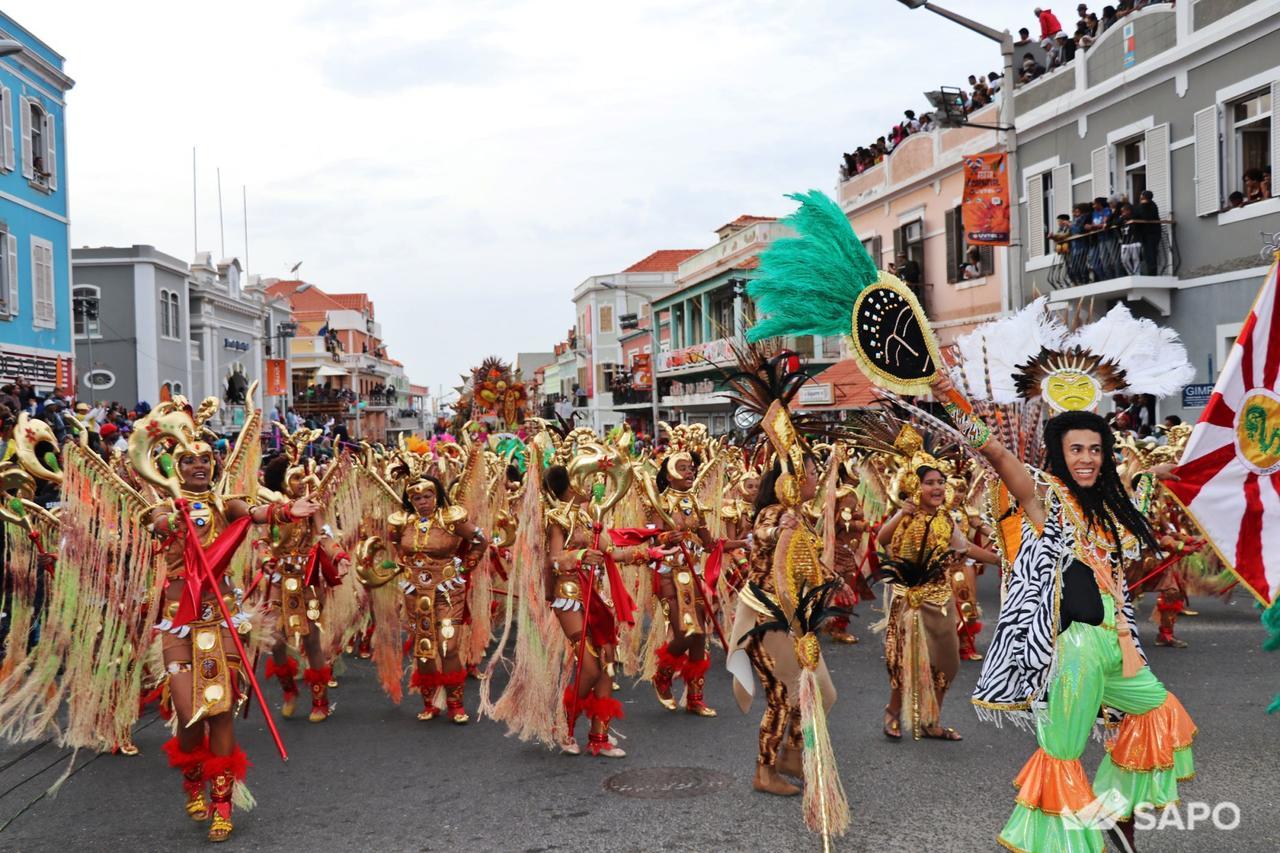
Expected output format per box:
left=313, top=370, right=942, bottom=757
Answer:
left=314, top=365, right=348, bottom=378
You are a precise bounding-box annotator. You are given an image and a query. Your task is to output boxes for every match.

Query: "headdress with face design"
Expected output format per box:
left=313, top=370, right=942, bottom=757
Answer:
left=953, top=297, right=1194, bottom=414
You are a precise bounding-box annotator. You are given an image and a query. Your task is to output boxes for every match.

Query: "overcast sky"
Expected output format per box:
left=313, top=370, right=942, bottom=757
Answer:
left=15, top=0, right=1035, bottom=396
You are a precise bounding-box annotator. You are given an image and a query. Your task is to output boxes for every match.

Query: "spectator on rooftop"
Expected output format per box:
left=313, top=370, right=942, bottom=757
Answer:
left=1015, top=26, right=1033, bottom=47
left=1034, top=7, right=1064, bottom=41
left=1019, top=52, right=1046, bottom=84
left=1101, top=5, right=1119, bottom=30
left=1085, top=11, right=1100, bottom=34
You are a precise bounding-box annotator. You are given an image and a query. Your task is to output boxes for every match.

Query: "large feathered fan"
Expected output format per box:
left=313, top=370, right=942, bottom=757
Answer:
left=746, top=190, right=944, bottom=395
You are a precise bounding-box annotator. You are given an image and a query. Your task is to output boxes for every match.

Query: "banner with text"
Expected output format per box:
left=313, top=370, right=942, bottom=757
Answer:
left=962, top=153, right=1011, bottom=246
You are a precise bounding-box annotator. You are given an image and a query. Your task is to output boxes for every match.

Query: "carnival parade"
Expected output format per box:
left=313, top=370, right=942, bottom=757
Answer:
left=1, top=2, right=1279, bottom=851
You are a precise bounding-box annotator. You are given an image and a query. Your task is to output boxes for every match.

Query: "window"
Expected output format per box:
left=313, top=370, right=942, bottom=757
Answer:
left=20, top=98, right=55, bottom=190
left=945, top=206, right=995, bottom=283
left=0, top=87, right=13, bottom=173
left=30, top=236, right=54, bottom=329
left=892, top=220, right=926, bottom=291
left=73, top=285, right=100, bottom=338
left=1119, top=137, right=1147, bottom=201
left=861, top=235, right=883, bottom=270
left=160, top=289, right=181, bottom=339
left=599, top=304, right=613, bottom=333
left=84, top=369, right=115, bottom=391
left=639, top=303, right=651, bottom=326
left=1230, top=89, right=1271, bottom=196
left=0, top=230, right=14, bottom=318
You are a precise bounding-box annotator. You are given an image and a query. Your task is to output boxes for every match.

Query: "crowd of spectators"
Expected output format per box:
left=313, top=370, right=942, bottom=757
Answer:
left=1051, top=189, right=1168, bottom=282
left=1021, top=4, right=1174, bottom=84
left=840, top=5, right=1179, bottom=180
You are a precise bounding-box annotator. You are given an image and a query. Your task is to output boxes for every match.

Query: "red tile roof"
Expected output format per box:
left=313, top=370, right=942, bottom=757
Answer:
left=623, top=249, right=702, bottom=273
left=803, top=359, right=879, bottom=409
left=328, top=293, right=374, bottom=315
left=715, top=214, right=777, bottom=233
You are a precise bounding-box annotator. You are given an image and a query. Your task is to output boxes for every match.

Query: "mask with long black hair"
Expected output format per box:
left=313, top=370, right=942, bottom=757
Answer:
left=1043, top=410, right=1157, bottom=555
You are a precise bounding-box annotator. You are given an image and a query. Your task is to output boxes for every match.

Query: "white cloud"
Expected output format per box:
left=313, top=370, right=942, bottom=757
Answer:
left=11, top=0, right=1035, bottom=394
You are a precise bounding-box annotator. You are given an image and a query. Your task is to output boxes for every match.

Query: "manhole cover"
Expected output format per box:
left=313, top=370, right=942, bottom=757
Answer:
left=603, top=766, right=733, bottom=799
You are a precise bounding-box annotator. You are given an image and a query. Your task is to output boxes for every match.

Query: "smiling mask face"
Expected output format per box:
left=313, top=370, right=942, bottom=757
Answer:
left=1042, top=370, right=1101, bottom=413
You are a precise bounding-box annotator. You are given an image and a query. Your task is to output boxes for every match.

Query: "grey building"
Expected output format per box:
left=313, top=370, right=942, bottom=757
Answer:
left=72, top=245, right=193, bottom=408
left=1012, top=0, right=1280, bottom=421
left=187, top=253, right=285, bottom=433
left=72, top=246, right=286, bottom=432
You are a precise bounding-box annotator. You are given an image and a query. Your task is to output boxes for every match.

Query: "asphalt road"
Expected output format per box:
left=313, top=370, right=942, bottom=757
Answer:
left=1, top=576, right=1276, bottom=852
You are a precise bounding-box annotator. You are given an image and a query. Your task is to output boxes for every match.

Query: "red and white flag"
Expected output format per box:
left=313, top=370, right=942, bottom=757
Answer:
left=1168, top=258, right=1280, bottom=606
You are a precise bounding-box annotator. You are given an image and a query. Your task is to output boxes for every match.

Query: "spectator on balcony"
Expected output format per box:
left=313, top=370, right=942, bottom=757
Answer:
left=1116, top=202, right=1144, bottom=275
left=1014, top=26, right=1033, bottom=47
left=1086, top=196, right=1117, bottom=281
left=987, top=71, right=1003, bottom=94
left=960, top=246, right=985, bottom=280
left=919, top=112, right=937, bottom=132
left=1085, top=11, right=1100, bottom=34
left=1133, top=189, right=1162, bottom=275
left=1034, top=7, right=1064, bottom=41
left=1100, top=5, right=1119, bottom=31
left=904, top=109, right=921, bottom=133
left=1076, top=3, right=1089, bottom=24
left=1226, top=190, right=1246, bottom=210
left=894, top=252, right=922, bottom=293
left=1244, top=167, right=1267, bottom=203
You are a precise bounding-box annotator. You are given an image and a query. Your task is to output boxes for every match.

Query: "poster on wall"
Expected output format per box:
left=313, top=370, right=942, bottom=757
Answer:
left=961, top=153, right=1011, bottom=246
left=631, top=353, right=652, bottom=389
left=266, top=359, right=289, bottom=396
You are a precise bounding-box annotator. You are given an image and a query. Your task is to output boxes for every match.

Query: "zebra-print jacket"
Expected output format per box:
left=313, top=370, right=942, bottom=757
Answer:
left=971, top=473, right=1145, bottom=731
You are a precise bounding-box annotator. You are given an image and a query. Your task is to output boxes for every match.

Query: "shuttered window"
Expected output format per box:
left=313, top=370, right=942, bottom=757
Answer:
left=31, top=237, right=55, bottom=329
left=1193, top=106, right=1221, bottom=216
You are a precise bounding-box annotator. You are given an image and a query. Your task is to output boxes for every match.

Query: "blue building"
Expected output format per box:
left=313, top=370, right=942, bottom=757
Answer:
left=0, top=13, right=73, bottom=393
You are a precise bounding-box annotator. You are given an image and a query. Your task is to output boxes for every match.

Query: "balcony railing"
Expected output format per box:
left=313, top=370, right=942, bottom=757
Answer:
left=1047, top=220, right=1179, bottom=290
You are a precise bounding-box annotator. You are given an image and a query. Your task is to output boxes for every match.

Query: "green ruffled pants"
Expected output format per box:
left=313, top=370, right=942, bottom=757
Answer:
left=998, top=599, right=1196, bottom=853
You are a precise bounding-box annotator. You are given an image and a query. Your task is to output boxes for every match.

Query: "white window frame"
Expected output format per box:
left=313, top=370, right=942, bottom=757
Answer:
left=1227, top=88, right=1271, bottom=192
left=159, top=289, right=181, bottom=340
left=1116, top=135, right=1147, bottom=201
left=30, top=235, right=55, bottom=329
left=83, top=369, right=116, bottom=392
left=73, top=284, right=101, bottom=339
left=0, top=86, right=13, bottom=173
left=0, top=228, right=13, bottom=319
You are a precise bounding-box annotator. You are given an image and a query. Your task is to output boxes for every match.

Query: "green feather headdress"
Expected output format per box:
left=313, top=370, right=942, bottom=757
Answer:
left=746, top=190, right=880, bottom=341
left=746, top=189, right=944, bottom=396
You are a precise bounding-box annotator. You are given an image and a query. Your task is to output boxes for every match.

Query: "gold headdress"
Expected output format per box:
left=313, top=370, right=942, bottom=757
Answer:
left=886, top=424, right=954, bottom=507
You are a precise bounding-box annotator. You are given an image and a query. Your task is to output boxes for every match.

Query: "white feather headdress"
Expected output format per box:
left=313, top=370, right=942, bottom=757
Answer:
left=954, top=297, right=1066, bottom=403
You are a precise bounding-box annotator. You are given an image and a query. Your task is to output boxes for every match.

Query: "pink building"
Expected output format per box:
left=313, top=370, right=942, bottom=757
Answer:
left=837, top=104, right=1008, bottom=345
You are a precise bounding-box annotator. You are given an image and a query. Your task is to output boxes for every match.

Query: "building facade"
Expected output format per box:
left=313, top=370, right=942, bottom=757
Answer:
left=571, top=249, right=698, bottom=432
left=0, top=14, right=74, bottom=394
left=837, top=103, right=1008, bottom=345
left=653, top=216, right=843, bottom=433
left=1012, top=0, right=1280, bottom=421
left=72, top=246, right=284, bottom=430
left=72, top=245, right=193, bottom=407
left=266, top=278, right=416, bottom=443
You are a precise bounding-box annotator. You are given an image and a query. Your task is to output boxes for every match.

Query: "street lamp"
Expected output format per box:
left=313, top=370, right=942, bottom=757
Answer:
left=601, top=281, right=661, bottom=443
left=894, top=0, right=1023, bottom=312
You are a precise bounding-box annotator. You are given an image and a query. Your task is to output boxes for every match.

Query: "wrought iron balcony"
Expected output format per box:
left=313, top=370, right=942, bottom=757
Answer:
left=1047, top=220, right=1179, bottom=290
